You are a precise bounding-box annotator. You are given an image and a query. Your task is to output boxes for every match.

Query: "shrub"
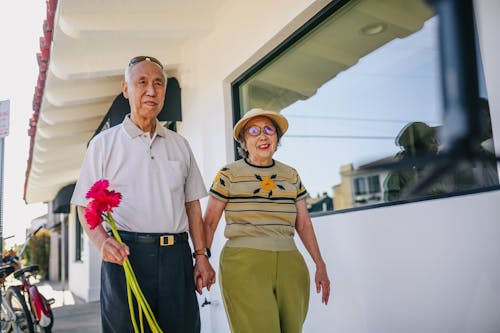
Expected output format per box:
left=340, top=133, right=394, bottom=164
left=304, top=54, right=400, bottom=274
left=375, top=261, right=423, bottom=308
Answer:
left=23, top=229, right=51, bottom=279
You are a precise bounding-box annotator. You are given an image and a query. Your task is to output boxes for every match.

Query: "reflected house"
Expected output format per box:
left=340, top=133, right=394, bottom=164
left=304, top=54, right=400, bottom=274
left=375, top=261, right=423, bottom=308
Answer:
left=333, top=164, right=355, bottom=210
left=306, top=192, right=334, bottom=213
left=334, top=158, right=393, bottom=209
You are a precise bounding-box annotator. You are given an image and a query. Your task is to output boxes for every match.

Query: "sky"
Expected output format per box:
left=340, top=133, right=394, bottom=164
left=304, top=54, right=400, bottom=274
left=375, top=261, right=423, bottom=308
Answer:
left=275, top=18, right=441, bottom=197
left=0, top=1, right=47, bottom=248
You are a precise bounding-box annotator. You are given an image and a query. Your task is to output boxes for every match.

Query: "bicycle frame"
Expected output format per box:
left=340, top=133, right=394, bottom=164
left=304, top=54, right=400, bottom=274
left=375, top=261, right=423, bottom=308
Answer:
left=1, top=296, right=17, bottom=332
left=14, top=266, right=54, bottom=330
left=4, top=227, right=54, bottom=332
left=0, top=264, right=32, bottom=333
left=1, top=266, right=15, bottom=328
left=1, top=293, right=24, bottom=333
left=28, top=285, right=52, bottom=328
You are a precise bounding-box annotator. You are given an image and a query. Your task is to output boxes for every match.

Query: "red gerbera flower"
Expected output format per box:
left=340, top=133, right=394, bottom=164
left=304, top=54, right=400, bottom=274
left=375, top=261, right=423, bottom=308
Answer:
left=85, top=179, right=110, bottom=200
left=84, top=200, right=104, bottom=230
left=83, top=180, right=162, bottom=332
left=84, top=180, right=121, bottom=229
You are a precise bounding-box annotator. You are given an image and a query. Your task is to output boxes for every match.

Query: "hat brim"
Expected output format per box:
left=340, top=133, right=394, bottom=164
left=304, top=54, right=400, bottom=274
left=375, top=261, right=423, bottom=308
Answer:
left=233, top=109, right=289, bottom=141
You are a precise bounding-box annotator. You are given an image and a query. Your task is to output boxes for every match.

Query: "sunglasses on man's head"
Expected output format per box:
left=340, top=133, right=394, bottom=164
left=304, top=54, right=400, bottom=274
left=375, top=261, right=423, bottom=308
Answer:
left=128, top=56, right=164, bottom=70
left=246, top=125, right=276, bottom=136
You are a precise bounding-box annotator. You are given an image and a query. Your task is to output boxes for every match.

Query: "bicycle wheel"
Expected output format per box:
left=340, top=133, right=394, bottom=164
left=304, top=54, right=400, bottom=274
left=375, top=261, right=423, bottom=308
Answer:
left=32, top=308, right=53, bottom=333
left=5, top=287, right=34, bottom=333
left=1, top=297, right=14, bottom=332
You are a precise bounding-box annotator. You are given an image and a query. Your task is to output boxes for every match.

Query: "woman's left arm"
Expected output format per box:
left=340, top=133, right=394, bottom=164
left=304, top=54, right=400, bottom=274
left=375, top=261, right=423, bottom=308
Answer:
left=295, top=199, right=331, bottom=304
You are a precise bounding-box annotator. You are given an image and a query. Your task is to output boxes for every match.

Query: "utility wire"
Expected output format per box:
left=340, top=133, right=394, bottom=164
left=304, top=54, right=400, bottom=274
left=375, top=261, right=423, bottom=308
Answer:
left=285, top=134, right=394, bottom=140
left=285, top=114, right=437, bottom=124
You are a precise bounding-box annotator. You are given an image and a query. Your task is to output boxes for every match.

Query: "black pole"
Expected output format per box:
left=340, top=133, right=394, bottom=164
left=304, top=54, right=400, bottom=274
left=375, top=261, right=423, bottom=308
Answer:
left=430, top=0, right=480, bottom=154
left=0, top=137, right=5, bottom=253
left=0, top=100, right=11, bottom=253
left=403, top=0, right=483, bottom=196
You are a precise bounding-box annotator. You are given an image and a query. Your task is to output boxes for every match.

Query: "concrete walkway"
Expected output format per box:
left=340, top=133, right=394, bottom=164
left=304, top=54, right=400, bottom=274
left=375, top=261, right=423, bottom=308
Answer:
left=52, top=301, right=102, bottom=333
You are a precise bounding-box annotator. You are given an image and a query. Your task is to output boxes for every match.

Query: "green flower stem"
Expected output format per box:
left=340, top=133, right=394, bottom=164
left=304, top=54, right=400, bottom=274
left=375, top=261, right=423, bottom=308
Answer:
left=139, top=304, right=144, bottom=333
left=105, top=212, right=163, bottom=333
left=124, top=262, right=156, bottom=319
left=127, top=280, right=140, bottom=332
left=123, top=259, right=161, bottom=331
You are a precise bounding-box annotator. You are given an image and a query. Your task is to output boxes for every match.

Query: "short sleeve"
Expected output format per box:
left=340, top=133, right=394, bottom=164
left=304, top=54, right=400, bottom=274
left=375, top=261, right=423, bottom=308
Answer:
left=209, top=167, right=231, bottom=202
left=183, top=140, right=208, bottom=202
left=295, top=171, right=308, bottom=202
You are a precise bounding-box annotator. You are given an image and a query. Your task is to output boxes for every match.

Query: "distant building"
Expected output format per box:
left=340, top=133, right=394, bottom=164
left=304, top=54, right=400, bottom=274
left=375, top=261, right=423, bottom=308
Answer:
left=307, top=192, right=334, bottom=213
left=333, top=159, right=392, bottom=210
left=333, top=164, right=355, bottom=210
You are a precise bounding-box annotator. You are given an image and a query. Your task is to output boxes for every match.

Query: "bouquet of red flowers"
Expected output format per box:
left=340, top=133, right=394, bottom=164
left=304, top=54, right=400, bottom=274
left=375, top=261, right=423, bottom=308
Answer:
left=85, top=179, right=163, bottom=333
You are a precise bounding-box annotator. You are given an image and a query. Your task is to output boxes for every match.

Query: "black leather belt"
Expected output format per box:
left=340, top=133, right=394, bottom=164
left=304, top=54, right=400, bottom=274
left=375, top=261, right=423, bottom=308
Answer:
left=116, top=231, right=188, bottom=246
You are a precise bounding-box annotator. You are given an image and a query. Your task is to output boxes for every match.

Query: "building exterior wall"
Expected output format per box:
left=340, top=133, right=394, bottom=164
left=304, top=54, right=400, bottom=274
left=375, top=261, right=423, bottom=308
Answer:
left=48, top=231, right=60, bottom=282
left=187, top=1, right=500, bottom=331
left=299, top=190, right=500, bottom=332
left=65, top=0, right=500, bottom=332
left=68, top=206, right=101, bottom=302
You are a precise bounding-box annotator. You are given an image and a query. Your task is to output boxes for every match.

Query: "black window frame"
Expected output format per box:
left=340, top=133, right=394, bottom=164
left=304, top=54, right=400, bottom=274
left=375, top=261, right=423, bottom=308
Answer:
left=230, top=0, right=499, bottom=216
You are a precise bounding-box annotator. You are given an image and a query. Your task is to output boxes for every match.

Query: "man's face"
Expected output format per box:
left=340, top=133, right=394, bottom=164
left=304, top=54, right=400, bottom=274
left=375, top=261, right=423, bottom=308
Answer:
left=122, top=60, right=166, bottom=121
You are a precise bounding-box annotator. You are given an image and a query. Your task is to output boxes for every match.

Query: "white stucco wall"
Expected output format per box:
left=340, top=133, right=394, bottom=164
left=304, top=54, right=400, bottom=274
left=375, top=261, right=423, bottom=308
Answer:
left=175, top=0, right=500, bottom=332
left=68, top=205, right=101, bottom=302
left=300, top=190, right=500, bottom=333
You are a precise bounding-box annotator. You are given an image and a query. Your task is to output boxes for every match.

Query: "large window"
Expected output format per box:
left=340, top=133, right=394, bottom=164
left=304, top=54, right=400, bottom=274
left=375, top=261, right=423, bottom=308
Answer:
left=234, top=0, right=498, bottom=213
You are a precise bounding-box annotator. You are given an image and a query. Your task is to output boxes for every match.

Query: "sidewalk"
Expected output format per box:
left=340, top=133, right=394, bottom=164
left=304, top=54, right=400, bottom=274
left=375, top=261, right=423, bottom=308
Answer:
left=37, top=281, right=101, bottom=333
left=51, top=301, right=101, bottom=333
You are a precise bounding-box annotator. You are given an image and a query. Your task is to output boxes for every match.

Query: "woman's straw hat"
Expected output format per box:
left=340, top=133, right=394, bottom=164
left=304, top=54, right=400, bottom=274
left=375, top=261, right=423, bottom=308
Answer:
left=233, top=108, right=289, bottom=140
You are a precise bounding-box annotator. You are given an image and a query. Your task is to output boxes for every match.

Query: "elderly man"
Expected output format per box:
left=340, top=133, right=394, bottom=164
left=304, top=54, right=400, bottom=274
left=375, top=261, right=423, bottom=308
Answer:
left=71, top=56, right=215, bottom=333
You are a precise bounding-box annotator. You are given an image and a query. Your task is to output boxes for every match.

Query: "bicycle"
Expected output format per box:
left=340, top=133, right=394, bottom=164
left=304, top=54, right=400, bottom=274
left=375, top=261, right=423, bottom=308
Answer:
left=3, top=228, right=54, bottom=333
left=0, top=264, right=34, bottom=333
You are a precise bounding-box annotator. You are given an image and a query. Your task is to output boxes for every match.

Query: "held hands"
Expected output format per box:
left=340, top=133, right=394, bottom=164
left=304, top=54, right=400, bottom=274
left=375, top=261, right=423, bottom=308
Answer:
left=315, top=262, right=331, bottom=305
left=194, top=256, right=216, bottom=294
left=100, top=237, right=130, bottom=265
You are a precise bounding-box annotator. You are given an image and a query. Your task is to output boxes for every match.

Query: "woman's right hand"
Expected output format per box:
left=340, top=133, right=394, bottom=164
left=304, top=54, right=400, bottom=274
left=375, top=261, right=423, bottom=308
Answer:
left=315, top=262, right=331, bottom=305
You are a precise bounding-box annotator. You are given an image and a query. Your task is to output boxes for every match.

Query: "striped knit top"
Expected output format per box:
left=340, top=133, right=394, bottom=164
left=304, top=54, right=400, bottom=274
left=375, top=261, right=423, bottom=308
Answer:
left=209, top=159, right=308, bottom=251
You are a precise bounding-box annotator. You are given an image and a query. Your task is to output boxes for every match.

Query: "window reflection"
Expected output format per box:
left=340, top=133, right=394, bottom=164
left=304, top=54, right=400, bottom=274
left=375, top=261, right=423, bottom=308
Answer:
left=236, top=0, right=498, bottom=213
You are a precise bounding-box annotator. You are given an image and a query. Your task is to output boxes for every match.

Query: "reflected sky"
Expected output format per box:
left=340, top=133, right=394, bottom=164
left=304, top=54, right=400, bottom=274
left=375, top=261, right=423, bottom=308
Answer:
left=275, top=17, right=442, bottom=197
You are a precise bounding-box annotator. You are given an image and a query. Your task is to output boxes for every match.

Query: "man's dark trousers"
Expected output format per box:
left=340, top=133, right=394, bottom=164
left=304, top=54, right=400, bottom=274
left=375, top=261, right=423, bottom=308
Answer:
left=100, top=232, right=201, bottom=333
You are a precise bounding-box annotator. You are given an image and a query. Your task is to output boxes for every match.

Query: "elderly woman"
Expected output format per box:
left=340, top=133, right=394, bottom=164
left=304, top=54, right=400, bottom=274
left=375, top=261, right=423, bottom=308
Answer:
left=204, top=108, right=330, bottom=333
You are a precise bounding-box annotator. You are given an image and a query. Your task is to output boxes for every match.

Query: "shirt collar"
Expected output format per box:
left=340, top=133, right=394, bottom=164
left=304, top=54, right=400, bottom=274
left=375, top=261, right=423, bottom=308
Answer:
left=123, top=114, right=167, bottom=138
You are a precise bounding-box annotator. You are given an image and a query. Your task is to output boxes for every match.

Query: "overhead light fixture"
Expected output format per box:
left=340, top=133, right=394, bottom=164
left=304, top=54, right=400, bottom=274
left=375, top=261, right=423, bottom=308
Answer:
left=360, top=23, right=387, bottom=36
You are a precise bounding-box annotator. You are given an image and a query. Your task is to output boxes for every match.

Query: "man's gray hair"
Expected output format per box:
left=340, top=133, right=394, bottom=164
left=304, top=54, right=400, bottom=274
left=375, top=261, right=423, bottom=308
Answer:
left=124, top=63, right=168, bottom=84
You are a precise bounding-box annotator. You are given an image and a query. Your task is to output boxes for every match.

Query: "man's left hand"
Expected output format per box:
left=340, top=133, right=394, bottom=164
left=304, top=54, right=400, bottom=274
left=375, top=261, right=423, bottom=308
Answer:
left=193, top=256, right=216, bottom=294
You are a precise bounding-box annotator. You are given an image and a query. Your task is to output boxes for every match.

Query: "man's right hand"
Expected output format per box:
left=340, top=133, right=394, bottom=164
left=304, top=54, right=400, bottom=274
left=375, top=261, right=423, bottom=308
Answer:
left=100, top=237, right=130, bottom=265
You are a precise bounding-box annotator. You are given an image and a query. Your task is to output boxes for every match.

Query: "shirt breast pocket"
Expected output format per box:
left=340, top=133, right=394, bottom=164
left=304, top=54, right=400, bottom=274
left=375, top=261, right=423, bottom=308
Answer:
left=164, top=161, right=186, bottom=191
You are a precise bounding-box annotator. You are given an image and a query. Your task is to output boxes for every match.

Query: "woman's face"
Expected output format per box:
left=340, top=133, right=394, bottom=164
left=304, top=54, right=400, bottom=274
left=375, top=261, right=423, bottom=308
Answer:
left=243, top=116, right=278, bottom=166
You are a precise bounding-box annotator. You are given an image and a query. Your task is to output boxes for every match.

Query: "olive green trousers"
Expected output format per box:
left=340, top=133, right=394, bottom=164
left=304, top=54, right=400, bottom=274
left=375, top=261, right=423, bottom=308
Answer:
left=219, top=247, right=310, bottom=333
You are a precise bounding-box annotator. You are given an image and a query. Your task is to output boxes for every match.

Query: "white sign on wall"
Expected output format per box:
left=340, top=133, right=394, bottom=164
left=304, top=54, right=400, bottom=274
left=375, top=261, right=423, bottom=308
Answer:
left=0, top=100, right=10, bottom=138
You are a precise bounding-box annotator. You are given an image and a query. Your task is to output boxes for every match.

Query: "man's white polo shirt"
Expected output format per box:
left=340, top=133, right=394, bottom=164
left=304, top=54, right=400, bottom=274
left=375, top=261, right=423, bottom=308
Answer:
left=71, top=115, right=207, bottom=233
